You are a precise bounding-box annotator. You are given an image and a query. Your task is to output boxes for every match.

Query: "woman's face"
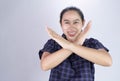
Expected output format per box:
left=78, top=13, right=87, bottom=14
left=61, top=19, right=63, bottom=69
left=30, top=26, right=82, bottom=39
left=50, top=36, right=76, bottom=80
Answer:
left=61, top=10, right=84, bottom=42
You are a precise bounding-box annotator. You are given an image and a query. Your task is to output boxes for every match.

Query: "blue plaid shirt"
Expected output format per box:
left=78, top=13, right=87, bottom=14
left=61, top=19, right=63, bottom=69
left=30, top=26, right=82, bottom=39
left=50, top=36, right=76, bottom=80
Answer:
left=39, top=34, right=109, bottom=81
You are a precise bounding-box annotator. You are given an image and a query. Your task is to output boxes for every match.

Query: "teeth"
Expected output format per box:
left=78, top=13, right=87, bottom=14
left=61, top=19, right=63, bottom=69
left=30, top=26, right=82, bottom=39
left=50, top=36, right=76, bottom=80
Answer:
left=68, top=32, right=75, bottom=34
left=68, top=31, right=76, bottom=36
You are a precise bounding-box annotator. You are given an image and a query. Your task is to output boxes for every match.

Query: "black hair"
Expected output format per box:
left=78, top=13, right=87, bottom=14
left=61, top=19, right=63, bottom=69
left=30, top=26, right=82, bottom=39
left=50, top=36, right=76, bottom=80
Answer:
left=60, top=6, right=84, bottom=24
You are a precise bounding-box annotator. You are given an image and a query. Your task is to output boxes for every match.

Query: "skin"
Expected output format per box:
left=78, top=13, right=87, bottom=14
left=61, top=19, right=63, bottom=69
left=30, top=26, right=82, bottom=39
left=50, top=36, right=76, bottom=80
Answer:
left=40, top=10, right=112, bottom=71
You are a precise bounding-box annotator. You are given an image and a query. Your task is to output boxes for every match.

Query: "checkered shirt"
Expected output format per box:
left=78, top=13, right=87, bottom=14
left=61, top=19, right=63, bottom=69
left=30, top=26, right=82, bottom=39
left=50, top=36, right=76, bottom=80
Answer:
left=39, top=34, right=109, bottom=81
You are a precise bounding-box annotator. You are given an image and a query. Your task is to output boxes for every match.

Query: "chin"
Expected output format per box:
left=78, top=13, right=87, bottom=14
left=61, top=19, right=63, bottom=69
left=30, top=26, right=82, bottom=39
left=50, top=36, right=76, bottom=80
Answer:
left=67, top=36, right=77, bottom=42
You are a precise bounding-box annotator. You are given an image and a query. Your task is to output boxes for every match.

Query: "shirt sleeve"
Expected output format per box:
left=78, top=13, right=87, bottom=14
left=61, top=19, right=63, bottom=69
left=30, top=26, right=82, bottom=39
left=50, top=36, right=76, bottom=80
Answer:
left=83, top=38, right=109, bottom=52
left=38, top=39, right=56, bottom=59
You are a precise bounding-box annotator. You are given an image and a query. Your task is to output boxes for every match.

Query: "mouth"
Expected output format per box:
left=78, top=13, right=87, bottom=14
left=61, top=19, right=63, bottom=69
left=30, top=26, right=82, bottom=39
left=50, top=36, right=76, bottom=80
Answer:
left=67, top=31, right=77, bottom=37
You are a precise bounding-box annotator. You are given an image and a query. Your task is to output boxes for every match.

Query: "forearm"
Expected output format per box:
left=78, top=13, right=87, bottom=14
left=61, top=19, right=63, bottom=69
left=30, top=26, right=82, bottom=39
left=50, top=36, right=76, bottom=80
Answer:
left=41, top=48, right=72, bottom=71
left=68, top=43, right=112, bottom=66
left=46, top=27, right=112, bottom=66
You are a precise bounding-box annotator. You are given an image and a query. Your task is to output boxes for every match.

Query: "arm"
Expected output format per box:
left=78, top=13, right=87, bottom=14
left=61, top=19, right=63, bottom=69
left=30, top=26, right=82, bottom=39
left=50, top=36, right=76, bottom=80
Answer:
left=46, top=21, right=112, bottom=67
left=41, top=49, right=72, bottom=71
left=68, top=43, right=112, bottom=66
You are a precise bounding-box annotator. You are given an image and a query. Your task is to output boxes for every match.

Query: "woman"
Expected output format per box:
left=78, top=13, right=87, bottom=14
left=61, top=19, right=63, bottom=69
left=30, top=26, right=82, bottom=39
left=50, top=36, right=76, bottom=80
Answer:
left=39, top=6, right=112, bottom=81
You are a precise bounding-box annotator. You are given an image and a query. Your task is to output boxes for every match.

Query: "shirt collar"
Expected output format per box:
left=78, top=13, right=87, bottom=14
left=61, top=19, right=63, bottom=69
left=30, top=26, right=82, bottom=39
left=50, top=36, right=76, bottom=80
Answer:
left=62, top=34, right=67, bottom=39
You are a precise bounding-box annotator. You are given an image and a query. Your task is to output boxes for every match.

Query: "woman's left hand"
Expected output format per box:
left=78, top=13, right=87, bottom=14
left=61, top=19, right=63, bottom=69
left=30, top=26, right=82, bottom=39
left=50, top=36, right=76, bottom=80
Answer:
left=74, top=21, right=92, bottom=45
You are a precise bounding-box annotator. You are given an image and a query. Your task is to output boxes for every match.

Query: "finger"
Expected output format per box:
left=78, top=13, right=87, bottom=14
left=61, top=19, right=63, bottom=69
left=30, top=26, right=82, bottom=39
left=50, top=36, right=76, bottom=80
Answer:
left=46, top=27, right=60, bottom=39
left=46, top=27, right=56, bottom=35
left=83, top=21, right=92, bottom=34
left=46, top=27, right=52, bottom=34
left=46, top=27, right=54, bottom=38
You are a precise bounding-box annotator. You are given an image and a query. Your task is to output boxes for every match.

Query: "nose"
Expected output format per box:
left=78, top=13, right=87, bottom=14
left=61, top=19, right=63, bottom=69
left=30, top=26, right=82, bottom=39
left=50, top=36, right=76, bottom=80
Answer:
left=67, top=26, right=76, bottom=31
left=69, top=23, right=75, bottom=28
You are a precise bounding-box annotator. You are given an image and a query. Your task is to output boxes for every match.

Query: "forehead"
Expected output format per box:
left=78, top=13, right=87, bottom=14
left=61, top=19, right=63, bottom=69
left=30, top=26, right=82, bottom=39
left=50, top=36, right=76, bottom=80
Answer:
left=62, top=10, right=81, bottom=21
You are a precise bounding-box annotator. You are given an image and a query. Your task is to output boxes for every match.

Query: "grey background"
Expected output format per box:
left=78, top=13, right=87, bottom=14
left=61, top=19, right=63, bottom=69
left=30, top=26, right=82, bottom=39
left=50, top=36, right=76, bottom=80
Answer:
left=0, top=0, right=120, bottom=81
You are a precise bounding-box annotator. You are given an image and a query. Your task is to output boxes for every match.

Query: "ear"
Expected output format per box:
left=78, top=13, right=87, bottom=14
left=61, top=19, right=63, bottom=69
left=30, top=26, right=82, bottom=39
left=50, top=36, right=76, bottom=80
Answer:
left=82, top=20, right=85, bottom=27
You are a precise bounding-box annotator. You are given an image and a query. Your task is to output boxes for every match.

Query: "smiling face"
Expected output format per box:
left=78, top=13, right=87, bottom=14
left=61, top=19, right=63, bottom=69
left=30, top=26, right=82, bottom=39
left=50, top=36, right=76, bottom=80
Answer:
left=61, top=10, right=84, bottom=42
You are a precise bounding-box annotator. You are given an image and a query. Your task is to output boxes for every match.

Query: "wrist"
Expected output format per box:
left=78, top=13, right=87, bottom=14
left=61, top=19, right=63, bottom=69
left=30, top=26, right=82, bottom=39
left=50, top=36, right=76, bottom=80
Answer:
left=67, top=42, right=76, bottom=51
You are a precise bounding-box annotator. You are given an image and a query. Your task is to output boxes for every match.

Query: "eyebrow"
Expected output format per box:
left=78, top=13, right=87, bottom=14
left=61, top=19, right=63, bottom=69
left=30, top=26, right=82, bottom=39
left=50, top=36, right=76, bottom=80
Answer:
left=63, top=19, right=80, bottom=22
left=74, top=19, right=80, bottom=21
left=63, top=19, right=69, bottom=22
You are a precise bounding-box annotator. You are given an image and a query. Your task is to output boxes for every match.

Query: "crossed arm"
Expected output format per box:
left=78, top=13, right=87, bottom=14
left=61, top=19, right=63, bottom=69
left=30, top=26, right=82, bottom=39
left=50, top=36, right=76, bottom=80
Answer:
left=40, top=22, right=112, bottom=71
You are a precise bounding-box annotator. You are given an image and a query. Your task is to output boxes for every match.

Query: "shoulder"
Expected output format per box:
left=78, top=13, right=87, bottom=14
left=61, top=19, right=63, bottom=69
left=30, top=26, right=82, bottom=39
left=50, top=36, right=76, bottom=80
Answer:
left=83, top=38, right=104, bottom=49
left=46, top=39, right=55, bottom=43
left=84, top=38, right=99, bottom=45
left=46, top=39, right=60, bottom=46
left=83, top=37, right=109, bottom=51
left=46, top=39, right=62, bottom=49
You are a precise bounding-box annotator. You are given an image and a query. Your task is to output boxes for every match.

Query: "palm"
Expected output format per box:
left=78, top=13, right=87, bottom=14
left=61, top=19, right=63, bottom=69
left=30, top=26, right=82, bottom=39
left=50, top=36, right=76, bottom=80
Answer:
left=46, top=27, right=70, bottom=49
left=75, top=21, right=92, bottom=45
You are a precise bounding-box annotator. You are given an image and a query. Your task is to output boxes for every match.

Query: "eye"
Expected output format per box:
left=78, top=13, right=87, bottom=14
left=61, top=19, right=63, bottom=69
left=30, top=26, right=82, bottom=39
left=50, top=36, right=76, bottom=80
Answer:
left=64, top=21, right=70, bottom=24
left=74, top=21, right=79, bottom=24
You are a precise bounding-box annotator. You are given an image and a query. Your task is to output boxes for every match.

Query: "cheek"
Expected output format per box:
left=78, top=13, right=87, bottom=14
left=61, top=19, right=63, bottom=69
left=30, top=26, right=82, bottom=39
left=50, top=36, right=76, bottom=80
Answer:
left=76, top=24, right=83, bottom=30
left=61, top=27, right=68, bottom=35
left=61, top=27, right=67, bottom=33
left=62, top=25, right=70, bottom=30
left=61, top=24, right=83, bottom=32
left=61, top=26, right=69, bottom=34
